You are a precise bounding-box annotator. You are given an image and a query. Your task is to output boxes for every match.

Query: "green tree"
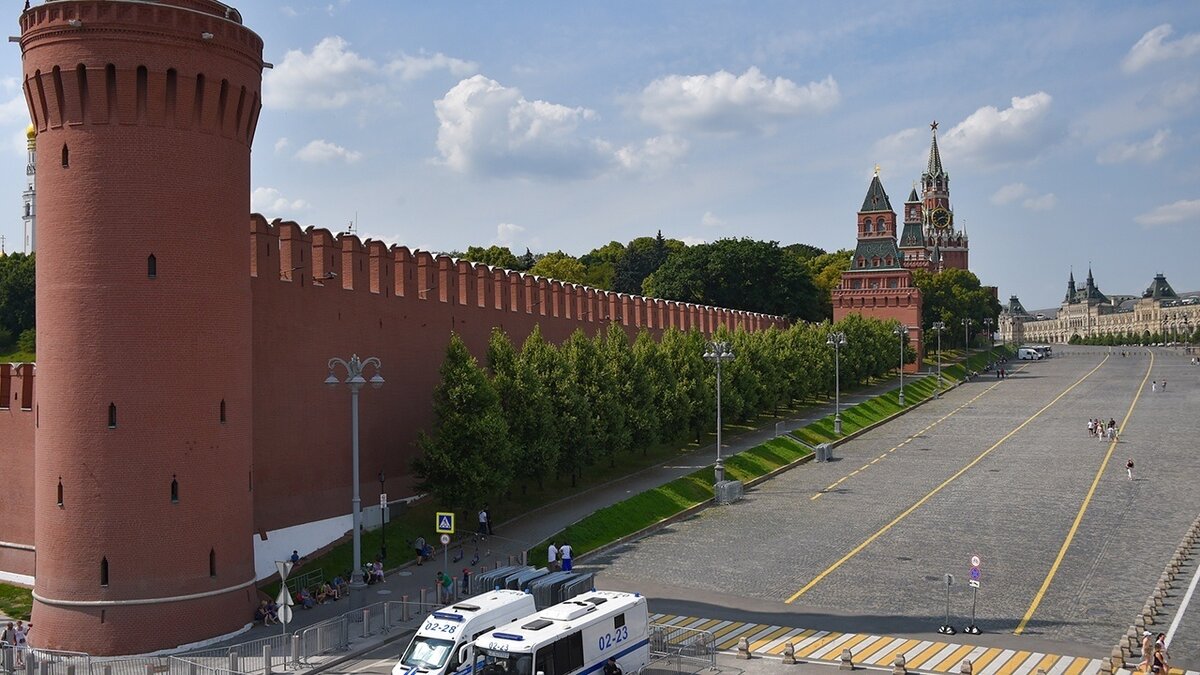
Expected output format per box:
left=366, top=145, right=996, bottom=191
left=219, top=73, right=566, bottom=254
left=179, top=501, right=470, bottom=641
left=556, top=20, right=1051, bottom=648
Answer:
left=629, top=331, right=664, bottom=453
left=555, top=329, right=603, bottom=484
left=912, top=268, right=1002, bottom=349
left=529, top=251, right=587, bottom=285
left=643, top=238, right=822, bottom=321
left=0, top=252, right=35, bottom=338
left=17, top=329, right=34, bottom=354
left=414, top=334, right=512, bottom=510
left=462, top=245, right=520, bottom=270
left=518, top=248, right=537, bottom=271
left=660, top=328, right=712, bottom=444
left=596, top=322, right=635, bottom=465
left=516, top=327, right=563, bottom=482
left=613, top=231, right=680, bottom=295
left=805, top=249, right=852, bottom=320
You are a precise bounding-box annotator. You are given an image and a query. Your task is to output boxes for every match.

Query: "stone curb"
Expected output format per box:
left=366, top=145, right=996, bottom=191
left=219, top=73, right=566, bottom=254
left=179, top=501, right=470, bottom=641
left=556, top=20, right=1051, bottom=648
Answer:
left=307, top=627, right=415, bottom=675
left=578, top=360, right=997, bottom=565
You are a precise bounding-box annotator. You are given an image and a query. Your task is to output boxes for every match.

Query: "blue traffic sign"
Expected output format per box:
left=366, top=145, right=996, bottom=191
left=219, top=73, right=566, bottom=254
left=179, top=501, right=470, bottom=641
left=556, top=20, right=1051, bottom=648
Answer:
left=970, top=567, right=981, bottom=581
left=436, top=511, right=455, bottom=534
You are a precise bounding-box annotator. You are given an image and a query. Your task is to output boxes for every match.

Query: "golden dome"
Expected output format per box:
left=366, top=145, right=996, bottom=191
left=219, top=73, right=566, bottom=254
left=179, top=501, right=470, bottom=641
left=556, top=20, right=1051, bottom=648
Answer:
left=25, top=124, right=36, bottom=140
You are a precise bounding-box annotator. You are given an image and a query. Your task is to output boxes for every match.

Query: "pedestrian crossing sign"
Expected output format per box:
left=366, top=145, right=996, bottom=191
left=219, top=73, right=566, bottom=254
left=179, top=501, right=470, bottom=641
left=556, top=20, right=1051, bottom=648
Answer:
left=436, top=511, right=455, bottom=534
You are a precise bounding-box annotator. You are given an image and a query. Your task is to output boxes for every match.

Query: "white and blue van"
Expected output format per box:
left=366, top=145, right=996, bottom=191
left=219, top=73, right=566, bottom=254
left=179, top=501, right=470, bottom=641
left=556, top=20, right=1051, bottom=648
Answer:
left=394, top=590, right=538, bottom=675
left=469, top=591, right=649, bottom=675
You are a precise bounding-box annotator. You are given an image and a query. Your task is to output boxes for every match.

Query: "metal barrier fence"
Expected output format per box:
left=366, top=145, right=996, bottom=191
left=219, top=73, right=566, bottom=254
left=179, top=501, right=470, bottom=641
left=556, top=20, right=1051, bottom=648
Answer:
left=284, top=569, right=325, bottom=596
left=295, top=599, right=440, bottom=665
left=2, top=643, right=93, bottom=675
left=648, top=623, right=716, bottom=671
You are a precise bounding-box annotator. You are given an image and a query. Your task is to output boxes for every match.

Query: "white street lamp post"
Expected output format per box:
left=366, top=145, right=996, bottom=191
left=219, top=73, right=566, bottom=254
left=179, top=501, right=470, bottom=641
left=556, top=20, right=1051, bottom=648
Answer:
left=983, top=318, right=994, bottom=352
left=962, top=318, right=972, bottom=353
left=932, top=321, right=945, bottom=398
left=893, top=324, right=909, bottom=406
left=325, top=354, right=385, bottom=610
left=826, top=332, right=847, bottom=434
left=703, top=341, right=735, bottom=484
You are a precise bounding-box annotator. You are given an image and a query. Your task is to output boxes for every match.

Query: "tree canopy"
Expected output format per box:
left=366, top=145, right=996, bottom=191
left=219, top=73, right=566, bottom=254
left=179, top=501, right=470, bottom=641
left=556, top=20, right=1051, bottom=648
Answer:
left=0, top=253, right=35, bottom=353
left=643, top=238, right=823, bottom=321
left=912, top=267, right=1002, bottom=348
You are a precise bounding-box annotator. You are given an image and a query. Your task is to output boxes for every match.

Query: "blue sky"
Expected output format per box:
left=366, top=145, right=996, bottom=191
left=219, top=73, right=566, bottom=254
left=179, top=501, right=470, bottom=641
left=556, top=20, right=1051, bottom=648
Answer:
left=1, top=1, right=1198, bottom=309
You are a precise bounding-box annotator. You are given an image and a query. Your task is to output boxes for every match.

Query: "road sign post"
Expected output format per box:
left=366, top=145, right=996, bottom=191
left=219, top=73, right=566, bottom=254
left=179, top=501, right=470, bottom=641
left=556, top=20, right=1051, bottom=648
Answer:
left=436, top=513, right=455, bottom=594
left=965, top=555, right=982, bottom=634
left=938, top=573, right=956, bottom=635
left=275, top=561, right=295, bottom=638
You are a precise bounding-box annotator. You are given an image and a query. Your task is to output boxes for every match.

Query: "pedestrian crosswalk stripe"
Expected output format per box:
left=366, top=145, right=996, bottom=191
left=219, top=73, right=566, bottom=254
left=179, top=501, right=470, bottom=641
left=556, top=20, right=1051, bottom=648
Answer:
left=765, top=629, right=816, bottom=655
left=649, top=615, right=1110, bottom=675
left=762, top=627, right=809, bottom=654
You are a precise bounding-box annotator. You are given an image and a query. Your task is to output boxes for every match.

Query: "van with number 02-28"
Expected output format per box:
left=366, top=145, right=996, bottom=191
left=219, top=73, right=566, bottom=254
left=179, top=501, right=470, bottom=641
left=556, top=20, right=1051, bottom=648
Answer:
left=467, top=590, right=650, bottom=675
left=393, top=590, right=539, bottom=675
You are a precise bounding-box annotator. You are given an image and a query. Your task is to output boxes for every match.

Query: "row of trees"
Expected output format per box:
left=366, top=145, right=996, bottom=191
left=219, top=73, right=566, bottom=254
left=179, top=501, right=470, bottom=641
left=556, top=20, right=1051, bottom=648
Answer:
left=913, top=268, right=1002, bottom=349
left=413, top=315, right=912, bottom=510
left=0, top=252, right=35, bottom=354
left=452, top=235, right=852, bottom=322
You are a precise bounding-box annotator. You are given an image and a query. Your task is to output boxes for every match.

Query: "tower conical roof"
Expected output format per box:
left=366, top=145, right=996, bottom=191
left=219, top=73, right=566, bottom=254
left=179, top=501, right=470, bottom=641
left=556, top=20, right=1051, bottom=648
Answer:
left=927, top=124, right=945, bottom=177
left=1006, top=295, right=1029, bottom=316
left=860, top=174, right=893, bottom=213
left=1143, top=273, right=1178, bottom=300
left=906, top=187, right=919, bottom=202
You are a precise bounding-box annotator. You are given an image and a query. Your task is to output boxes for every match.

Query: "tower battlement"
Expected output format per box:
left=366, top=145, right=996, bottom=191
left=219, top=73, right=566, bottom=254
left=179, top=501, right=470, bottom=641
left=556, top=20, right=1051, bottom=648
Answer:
left=20, top=1, right=262, bottom=143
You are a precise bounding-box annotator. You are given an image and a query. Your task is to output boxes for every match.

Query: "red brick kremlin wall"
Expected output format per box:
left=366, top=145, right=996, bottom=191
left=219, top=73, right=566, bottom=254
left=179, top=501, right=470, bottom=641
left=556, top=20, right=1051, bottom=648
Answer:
left=0, top=0, right=781, bottom=655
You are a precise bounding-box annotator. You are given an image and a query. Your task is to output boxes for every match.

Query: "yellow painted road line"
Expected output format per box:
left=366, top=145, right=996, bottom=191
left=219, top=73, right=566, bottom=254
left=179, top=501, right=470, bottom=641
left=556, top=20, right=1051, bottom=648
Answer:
left=788, top=356, right=1109, bottom=603
left=810, top=631, right=859, bottom=659
left=1046, top=656, right=1075, bottom=675
left=1025, top=654, right=1059, bottom=675
left=711, top=620, right=748, bottom=639
left=1015, top=349, right=1153, bottom=634
left=716, top=623, right=759, bottom=648
left=720, top=623, right=774, bottom=650
left=930, top=644, right=977, bottom=672
left=790, top=630, right=832, bottom=655
left=765, top=629, right=816, bottom=654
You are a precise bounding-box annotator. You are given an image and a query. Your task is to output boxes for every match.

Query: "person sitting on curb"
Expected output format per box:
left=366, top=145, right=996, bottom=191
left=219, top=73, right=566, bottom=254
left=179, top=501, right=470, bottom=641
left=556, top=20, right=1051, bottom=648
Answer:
left=296, top=587, right=316, bottom=609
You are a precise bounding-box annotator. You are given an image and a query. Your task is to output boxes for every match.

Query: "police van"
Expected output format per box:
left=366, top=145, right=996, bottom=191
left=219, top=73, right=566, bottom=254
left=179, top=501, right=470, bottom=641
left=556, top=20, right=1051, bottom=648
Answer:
left=468, top=590, right=649, bottom=675
left=393, top=590, right=538, bottom=675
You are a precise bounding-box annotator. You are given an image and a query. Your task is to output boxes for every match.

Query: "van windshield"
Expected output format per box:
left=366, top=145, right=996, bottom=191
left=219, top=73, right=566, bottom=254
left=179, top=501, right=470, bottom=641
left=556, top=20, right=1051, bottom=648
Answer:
left=479, top=652, right=533, bottom=675
left=401, top=636, right=456, bottom=671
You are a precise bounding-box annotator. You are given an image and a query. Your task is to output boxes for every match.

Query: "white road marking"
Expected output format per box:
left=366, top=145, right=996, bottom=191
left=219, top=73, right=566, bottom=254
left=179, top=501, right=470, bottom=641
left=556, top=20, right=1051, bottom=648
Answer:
left=1165, top=545, right=1200, bottom=647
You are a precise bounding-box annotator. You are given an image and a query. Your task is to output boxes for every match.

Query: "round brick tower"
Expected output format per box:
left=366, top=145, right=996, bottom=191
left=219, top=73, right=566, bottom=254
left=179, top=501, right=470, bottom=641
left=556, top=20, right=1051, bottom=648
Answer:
left=20, top=1, right=263, bottom=654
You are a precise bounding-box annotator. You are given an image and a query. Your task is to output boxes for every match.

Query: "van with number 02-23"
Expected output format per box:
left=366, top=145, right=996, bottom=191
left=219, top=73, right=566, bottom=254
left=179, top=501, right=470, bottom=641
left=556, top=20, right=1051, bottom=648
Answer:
left=393, top=590, right=539, bottom=675
left=465, top=590, right=649, bottom=675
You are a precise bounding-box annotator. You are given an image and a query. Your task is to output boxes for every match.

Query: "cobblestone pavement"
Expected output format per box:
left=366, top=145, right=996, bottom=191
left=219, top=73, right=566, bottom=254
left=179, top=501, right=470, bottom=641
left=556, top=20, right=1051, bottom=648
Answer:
left=587, top=347, right=1200, bottom=658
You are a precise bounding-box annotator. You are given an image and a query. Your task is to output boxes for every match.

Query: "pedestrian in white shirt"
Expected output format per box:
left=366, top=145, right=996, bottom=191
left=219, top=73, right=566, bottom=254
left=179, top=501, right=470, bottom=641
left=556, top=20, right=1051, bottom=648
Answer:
left=560, top=542, right=574, bottom=572
left=547, top=542, right=559, bottom=571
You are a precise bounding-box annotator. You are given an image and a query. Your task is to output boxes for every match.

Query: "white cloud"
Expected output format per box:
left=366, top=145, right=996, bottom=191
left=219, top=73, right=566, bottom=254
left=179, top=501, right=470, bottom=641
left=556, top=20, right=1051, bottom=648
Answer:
left=1096, top=129, right=1170, bottom=164
left=435, top=75, right=620, bottom=179
left=1122, top=24, right=1200, bottom=73
left=274, top=137, right=290, bottom=154
left=494, top=222, right=525, bottom=248
left=389, top=51, right=479, bottom=81
left=700, top=211, right=724, bottom=227
left=1022, top=193, right=1057, bottom=211
left=991, top=183, right=1054, bottom=210
left=252, top=187, right=311, bottom=215
left=1134, top=199, right=1200, bottom=227
left=870, top=126, right=926, bottom=175
left=295, top=139, right=363, bottom=163
left=679, top=236, right=707, bottom=246
left=638, top=67, right=839, bottom=135
left=264, top=37, right=379, bottom=110
left=991, top=183, right=1031, bottom=205
left=614, top=135, right=689, bottom=172
left=941, top=92, right=1059, bottom=167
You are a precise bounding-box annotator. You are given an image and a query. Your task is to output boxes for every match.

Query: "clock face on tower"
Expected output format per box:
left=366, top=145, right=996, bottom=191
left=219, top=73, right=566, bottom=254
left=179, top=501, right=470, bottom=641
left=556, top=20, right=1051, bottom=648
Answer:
left=931, top=208, right=951, bottom=230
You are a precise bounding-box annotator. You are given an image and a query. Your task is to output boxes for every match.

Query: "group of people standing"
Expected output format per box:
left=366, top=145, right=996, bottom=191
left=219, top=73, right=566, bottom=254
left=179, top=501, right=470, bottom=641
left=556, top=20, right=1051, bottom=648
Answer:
left=1087, top=418, right=1118, bottom=441
left=1, top=621, right=30, bottom=666
left=547, top=541, right=574, bottom=571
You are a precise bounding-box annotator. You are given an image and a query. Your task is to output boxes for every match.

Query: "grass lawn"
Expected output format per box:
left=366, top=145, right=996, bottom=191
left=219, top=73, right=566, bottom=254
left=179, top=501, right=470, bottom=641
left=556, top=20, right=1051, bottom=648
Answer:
left=0, top=583, right=32, bottom=620
left=0, top=349, right=35, bottom=362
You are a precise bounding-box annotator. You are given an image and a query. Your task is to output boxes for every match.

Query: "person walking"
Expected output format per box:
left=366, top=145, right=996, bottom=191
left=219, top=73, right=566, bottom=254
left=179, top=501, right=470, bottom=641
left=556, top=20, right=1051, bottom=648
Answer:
left=1127, top=457, right=1135, bottom=481
left=1137, top=630, right=1153, bottom=672
left=1087, top=419, right=1095, bottom=437
left=1151, top=380, right=1158, bottom=393
left=478, top=506, right=491, bottom=538
left=1161, top=379, right=1167, bottom=391
left=560, top=541, right=574, bottom=572
left=547, top=541, right=559, bottom=572
left=1155, top=633, right=1170, bottom=674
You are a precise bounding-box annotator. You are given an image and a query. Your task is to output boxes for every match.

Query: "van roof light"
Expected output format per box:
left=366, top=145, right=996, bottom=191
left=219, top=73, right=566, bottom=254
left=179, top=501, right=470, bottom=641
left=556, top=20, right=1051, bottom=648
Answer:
left=433, top=611, right=465, bottom=622
left=493, top=632, right=524, bottom=641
